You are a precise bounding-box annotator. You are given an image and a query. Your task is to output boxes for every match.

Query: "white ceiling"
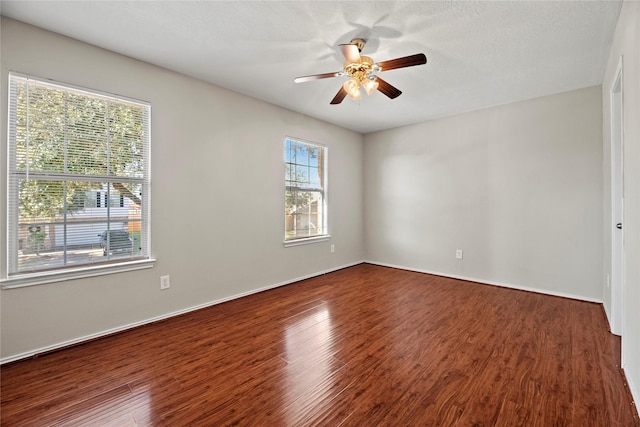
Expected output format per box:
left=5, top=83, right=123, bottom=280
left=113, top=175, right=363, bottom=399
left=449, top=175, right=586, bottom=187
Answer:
left=1, top=1, right=622, bottom=134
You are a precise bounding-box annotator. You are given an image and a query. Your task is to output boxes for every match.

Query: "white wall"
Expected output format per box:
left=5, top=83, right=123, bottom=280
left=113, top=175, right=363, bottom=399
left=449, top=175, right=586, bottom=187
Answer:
left=602, top=0, right=640, bottom=406
left=364, top=86, right=603, bottom=301
left=0, top=18, right=365, bottom=361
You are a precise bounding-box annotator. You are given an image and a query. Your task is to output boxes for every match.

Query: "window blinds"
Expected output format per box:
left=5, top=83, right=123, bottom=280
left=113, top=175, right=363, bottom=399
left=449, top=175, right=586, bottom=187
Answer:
left=285, top=138, right=327, bottom=240
left=7, top=73, right=151, bottom=275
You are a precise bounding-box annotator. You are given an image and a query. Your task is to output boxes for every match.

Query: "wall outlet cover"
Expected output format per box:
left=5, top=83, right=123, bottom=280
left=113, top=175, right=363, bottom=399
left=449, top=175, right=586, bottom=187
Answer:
left=160, top=275, right=171, bottom=290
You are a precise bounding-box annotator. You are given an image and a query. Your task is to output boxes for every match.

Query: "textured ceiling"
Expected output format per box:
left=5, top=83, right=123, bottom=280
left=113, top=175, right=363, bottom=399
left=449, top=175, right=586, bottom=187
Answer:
left=0, top=1, right=622, bottom=134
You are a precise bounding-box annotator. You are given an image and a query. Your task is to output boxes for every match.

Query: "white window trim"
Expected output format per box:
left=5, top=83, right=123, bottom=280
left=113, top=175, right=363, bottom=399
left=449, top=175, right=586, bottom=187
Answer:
left=1, top=258, right=156, bottom=289
left=283, top=235, right=332, bottom=248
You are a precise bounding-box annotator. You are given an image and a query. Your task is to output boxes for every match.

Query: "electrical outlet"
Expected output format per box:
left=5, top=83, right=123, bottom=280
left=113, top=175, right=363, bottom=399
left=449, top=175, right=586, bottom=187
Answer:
left=456, top=249, right=463, bottom=260
left=330, top=244, right=335, bottom=254
left=160, top=275, right=171, bottom=290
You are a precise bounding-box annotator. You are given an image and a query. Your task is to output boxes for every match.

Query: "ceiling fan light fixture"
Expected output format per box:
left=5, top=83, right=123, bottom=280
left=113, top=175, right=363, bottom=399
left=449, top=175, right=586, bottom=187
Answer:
left=362, top=77, right=379, bottom=95
left=293, top=37, right=426, bottom=105
left=343, top=78, right=361, bottom=99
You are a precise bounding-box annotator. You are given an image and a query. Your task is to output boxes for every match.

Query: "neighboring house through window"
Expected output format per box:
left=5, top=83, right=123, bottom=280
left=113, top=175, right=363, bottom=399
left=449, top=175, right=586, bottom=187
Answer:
left=284, top=137, right=328, bottom=243
left=5, top=73, right=151, bottom=281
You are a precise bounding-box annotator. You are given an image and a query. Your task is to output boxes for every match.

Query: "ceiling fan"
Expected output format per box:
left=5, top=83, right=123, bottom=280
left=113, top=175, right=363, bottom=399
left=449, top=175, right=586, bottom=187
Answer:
left=294, top=38, right=427, bottom=104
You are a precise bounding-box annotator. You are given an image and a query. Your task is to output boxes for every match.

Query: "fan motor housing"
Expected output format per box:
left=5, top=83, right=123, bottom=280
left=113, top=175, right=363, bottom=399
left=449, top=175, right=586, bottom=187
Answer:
left=344, top=56, right=374, bottom=79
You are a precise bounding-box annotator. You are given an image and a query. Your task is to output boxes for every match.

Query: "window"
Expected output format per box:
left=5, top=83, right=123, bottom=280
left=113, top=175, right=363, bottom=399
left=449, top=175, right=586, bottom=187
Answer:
left=5, top=73, right=151, bottom=279
left=285, top=137, right=328, bottom=242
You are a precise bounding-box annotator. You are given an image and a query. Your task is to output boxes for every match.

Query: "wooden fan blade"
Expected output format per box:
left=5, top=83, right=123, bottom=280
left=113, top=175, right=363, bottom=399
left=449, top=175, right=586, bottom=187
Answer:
left=338, top=43, right=361, bottom=64
left=377, top=53, right=427, bottom=71
left=330, top=87, right=348, bottom=105
left=294, top=72, right=341, bottom=83
left=376, top=77, right=402, bottom=99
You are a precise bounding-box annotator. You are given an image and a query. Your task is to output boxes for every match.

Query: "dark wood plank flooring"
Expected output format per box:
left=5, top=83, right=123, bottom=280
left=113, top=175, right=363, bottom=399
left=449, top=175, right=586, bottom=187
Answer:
left=1, top=264, right=638, bottom=426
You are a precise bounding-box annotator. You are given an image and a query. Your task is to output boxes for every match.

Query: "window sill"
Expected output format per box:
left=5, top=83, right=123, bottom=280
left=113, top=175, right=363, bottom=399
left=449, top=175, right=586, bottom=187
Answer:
left=283, top=235, right=331, bottom=248
left=1, top=258, right=156, bottom=289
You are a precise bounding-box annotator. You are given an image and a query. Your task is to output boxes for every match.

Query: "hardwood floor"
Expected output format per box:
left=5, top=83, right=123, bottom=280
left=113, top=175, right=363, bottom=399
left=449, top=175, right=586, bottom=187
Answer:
left=1, top=264, right=638, bottom=426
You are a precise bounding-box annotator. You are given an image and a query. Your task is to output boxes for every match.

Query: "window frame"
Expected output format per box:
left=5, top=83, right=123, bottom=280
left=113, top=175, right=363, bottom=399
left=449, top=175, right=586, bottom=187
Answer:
left=2, top=72, right=154, bottom=288
left=283, top=136, right=330, bottom=246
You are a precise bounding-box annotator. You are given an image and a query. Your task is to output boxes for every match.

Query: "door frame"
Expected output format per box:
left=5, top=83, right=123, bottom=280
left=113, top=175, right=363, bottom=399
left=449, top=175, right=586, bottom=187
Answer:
left=609, top=56, right=624, bottom=342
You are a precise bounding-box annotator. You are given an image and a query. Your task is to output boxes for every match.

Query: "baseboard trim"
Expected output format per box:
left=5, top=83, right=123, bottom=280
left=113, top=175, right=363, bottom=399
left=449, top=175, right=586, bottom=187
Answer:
left=625, top=368, right=640, bottom=417
left=363, top=260, right=603, bottom=304
left=0, top=260, right=364, bottom=365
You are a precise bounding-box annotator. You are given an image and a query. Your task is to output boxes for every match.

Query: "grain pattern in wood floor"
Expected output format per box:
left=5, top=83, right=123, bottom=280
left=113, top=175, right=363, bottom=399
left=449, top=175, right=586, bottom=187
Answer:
left=1, top=264, right=638, bottom=426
